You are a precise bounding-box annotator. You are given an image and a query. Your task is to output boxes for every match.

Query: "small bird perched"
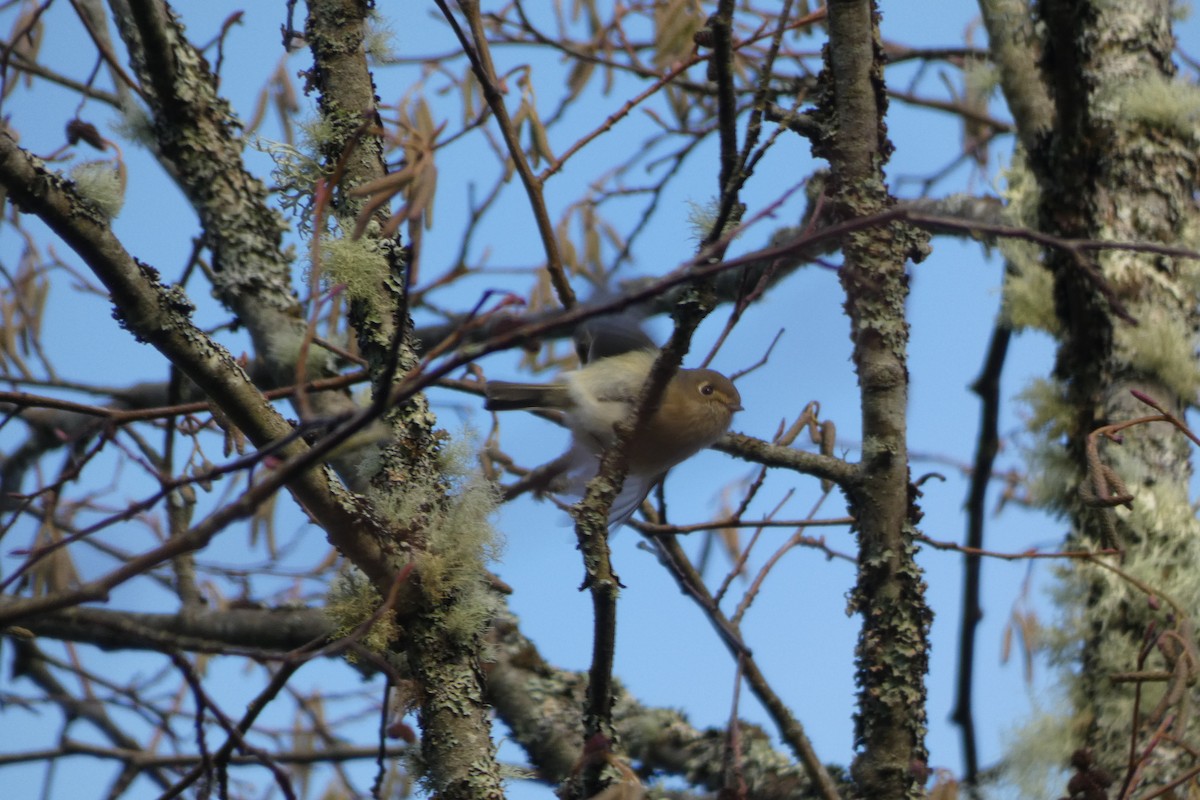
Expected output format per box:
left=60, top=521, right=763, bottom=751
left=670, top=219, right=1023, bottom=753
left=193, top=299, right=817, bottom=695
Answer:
left=484, top=345, right=743, bottom=528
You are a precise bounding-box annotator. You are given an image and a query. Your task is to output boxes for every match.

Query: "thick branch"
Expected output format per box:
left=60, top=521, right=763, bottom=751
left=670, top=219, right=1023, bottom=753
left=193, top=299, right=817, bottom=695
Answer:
left=0, top=128, right=400, bottom=592
left=304, top=4, right=504, bottom=800
left=813, top=2, right=932, bottom=798
left=108, top=0, right=373, bottom=487
left=10, top=601, right=826, bottom=800
left=977, top=0, right=1054, bottom=152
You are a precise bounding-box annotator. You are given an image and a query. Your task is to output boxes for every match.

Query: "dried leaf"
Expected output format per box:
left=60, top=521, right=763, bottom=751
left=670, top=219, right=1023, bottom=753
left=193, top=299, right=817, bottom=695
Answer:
left=249, top=490, right=279, bottom=558
left=653, top=0, right=703, bottom=72
left=566, top=57, right=595, bottom=102
left=584, top=209, right=600, bottom=269
left=415, top=97, right=435, bottom=139
left=30, top=520, right=79, bottom=597
left=5, top=2, right=44, bottom=97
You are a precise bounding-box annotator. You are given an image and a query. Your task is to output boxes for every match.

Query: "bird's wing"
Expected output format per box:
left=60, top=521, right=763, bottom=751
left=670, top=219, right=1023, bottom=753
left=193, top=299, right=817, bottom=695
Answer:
left=572, top=350, right=656, bottom=405
left=556, top=441, right=657, bottom=530
left=575, top=314, right=657, bottom=364
left=605, top=473, right=655, bottom=529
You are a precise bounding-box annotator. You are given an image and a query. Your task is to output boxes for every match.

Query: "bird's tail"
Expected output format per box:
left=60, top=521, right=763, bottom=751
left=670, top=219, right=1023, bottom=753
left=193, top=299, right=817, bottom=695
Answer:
left=483, top=382, right=571, bottom=411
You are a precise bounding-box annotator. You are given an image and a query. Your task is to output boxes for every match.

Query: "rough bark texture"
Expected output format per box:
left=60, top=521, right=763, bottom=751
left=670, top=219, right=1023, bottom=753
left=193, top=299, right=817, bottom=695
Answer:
left=8, top=599, right=826, bottom=799
left=113, top=0, right=307, bottom=363
left=0, top=128, right=399, bottom=596
left=107, top=0, right=373, bottom=486
left=302, top=3, right=504, bottom=798
left=1030, top=0, right=1200, bottom=786
left=811, top=1, right=932, bottom=798
left=977, top=0, right=1054, bottom=152
left=22, top=0, right=1200, bottom=796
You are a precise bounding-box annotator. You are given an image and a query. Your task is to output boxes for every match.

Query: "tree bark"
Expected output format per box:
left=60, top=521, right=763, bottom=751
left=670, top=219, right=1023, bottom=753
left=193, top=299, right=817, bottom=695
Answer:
left=813, top=1, right=932, bottom=797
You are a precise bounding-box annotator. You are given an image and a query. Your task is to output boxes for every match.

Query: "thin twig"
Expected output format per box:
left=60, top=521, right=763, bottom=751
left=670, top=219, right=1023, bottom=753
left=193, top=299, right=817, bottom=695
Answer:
left=952, top=322, right=1010, bottom=793
left=433, top=0, right=575, bottom=309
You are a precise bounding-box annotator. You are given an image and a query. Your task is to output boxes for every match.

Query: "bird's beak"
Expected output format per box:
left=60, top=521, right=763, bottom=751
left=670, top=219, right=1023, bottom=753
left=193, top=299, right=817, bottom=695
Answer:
left=728, top=401, right=744, bottom=413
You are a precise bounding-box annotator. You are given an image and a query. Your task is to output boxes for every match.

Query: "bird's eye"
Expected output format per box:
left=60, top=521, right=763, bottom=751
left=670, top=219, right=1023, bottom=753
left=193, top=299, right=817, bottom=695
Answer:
left=699, top=383, right=715, bottom=396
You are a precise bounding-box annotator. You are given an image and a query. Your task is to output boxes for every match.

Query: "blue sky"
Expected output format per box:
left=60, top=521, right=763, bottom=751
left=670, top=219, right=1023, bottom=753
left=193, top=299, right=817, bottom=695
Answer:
left=1, top=2, right=1194, bottom=798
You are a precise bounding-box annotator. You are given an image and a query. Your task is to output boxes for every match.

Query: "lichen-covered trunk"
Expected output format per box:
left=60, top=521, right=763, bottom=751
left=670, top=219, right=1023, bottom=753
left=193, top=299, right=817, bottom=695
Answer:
left=1028, top=0, right=1200, bottom=787
left=813, top=2, right=933, bottom=797
left=302, top=2, right=505, bottom=798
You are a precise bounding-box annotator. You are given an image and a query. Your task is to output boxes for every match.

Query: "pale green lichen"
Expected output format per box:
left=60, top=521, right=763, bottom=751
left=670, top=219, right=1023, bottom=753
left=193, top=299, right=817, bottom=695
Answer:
left=1174, top=215, right=1200, bottom=296
left=325, top=567, right=401, bottom=661
left=1046, top=551, right=1183, bottom=745
left=685, top=198, right=741, bottom=243
left=1093, top=247, right=1142, bottom=289
left=253, top=118, right=338, bottom=233
left=999, top=246, right=1060, bottom=334
left=112, top=105, right=157, bottom=149
left=1023, top=444, right=1076, bottom=514
left=999, top=112, right=1200, bottom=783
left=1016, top=379, right=1079, bottom=511
left=364, top=10, right=399, bottom=64
left=1120, top=474, right=1200, bottom=556
left=963, top=59, right=999, bottom=105
left=1112, top=304, right=1200, bottom=399
left=999, top=150, right=1038, bottom=227
left=317, top=234, right=391, bottom=303
left=69, top=161, right=124, bottom=220
left=1030, top=441, right=1200, bottom=784
left=368, top=429, right=504, bottom=648
left=999, top=701, right=1079, bottom=800
left=1116, top=74, right=1200, bottom=139
left=995, top=152, right=1062, bottom=334
left=997, top=153, right=1063, bottom=334
left=1018, top=378, right=1073, bottom=441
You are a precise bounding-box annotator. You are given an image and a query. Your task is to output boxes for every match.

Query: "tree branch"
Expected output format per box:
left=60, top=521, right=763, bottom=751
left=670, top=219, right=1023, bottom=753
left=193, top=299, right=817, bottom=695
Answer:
left=813, top=1, right=933, bottom=797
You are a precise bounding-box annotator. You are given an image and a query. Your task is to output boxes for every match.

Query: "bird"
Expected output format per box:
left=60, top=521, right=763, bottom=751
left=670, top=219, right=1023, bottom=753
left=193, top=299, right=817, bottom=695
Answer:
left=484, top=345, right=743, bottom=528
